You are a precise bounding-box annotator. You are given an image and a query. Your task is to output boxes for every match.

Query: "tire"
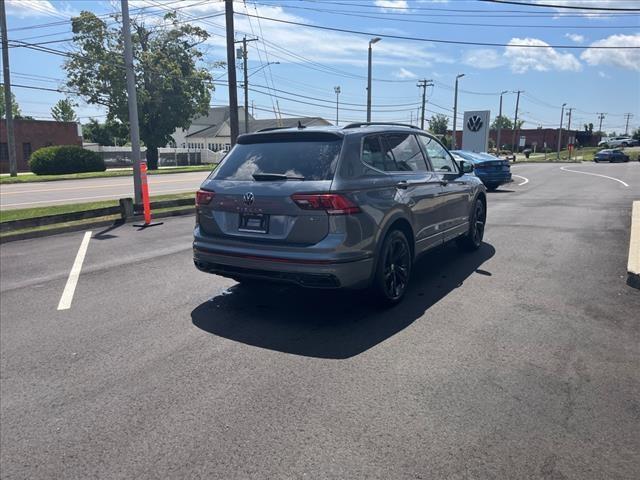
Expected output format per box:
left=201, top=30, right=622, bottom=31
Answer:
left=622, top=142, right=628, bottom=148
left=457, top=198, right=486, bottom=252
left=486, top=184, right=498, bottom=192
left=371, top=229, right=412, bottom=307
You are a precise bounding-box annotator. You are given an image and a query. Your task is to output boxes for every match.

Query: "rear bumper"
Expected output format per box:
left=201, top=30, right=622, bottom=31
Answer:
left=193, top=230, right=375, bottom=289
left=476, top=172, right=512, bottom=185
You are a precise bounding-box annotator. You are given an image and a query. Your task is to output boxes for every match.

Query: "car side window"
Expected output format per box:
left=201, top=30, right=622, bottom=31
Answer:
left=382, top=134, right=428, bottom=172
left=362, top=135, right=390, bottom=172
left=417, top=135, right=458, bottom=173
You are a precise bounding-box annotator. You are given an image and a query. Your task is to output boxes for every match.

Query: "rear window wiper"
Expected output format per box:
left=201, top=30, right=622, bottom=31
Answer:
left=252, top=173, right=305, bottom=181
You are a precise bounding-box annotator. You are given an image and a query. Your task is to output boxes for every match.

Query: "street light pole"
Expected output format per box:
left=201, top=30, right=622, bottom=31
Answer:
left=334, top=86, right=341, bottom=126
left=452, top=73, right=464, bottom=150
left=557, top=103, right=566, bottom=160
left=366, top=37, right=380, bottom=123
left=496, top=90, right=508, bottom=153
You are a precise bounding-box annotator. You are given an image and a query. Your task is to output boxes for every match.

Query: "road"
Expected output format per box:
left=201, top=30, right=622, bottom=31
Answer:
left=0, top=171, right=210, bottom=210
left=1, top=162, right=639, bottom=479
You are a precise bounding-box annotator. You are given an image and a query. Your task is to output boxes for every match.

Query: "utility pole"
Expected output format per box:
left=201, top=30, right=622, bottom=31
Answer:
left=565, top=107, right=574, bottom=159
left=225, top=0, right=239, bottom=146
left=624, top=113, right=633, bottom=135
left=496, top=90, right=508, bottom=153
left=120, top=0, right=142, bottom=206
left=366, top=37, right=381, bottom=123
left=334, top=86, right=341, bottom=126
left=452, top=73, right=465, bottom=150
left=597, top=112, right=605, bottom=135
left=237, top=36, right=257, bottom=134
left=510, top=90, right=522, bottom=155
left=1, top=0, right=17, bottom=177
left=417, top=79, right=433, bottom=130
left=557, top=103, right=566, bottom=160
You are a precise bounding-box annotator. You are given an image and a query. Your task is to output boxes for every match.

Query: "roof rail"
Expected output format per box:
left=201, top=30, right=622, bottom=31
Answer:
left=342, top=122, right=421, bottom=130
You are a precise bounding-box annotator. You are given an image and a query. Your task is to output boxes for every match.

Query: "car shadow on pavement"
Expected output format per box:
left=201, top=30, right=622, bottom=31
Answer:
left=191, top=242, right=495, bottom=359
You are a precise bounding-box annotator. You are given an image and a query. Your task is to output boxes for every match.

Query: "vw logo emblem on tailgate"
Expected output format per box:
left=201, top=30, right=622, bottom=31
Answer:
left=466, top=115, right=483, bottom=132
left=243, top=192, right=255, bottom=205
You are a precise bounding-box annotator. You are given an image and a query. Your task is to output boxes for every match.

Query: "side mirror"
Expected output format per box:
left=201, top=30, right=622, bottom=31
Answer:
left=459, top=160, right=474, bottom=174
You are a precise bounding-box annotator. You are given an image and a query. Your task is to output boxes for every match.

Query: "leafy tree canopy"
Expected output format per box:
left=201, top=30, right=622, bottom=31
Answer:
left=0, top=85, right=22, bottom=119
left=51, top=99, right=78, bottom=122
left=491, top=115, right=524, bottom=130
left=428, top=114, right=449, bottom=135
left=64, top=11, right=214, bottom=168
left=82, top=118, right=129, bottom=146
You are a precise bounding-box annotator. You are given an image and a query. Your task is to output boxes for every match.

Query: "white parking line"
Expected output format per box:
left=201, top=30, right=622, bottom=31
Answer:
left=512, top=174, right=529, bottom=186
left=559, top=166, right=629, bottom=187
left=57, top=231, right=92, bottom=311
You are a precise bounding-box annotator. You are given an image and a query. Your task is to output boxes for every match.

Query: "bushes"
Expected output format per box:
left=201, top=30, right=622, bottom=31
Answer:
left=29, top=145, right=105, bottom=175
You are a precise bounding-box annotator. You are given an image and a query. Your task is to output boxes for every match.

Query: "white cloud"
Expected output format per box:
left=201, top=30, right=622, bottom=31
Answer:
left=534, top=0, right=634, bottom=17
left=5, top=0, right=58, bottom=18
left=394, top=68, right=417, bottom=79
left=581, top=34, right=640, bottom=71
left=598, top=71, right=611, bottom=79
left=462, top=49, right=505, bottom=69
left=504, top=37, right=582, bottom=73
left=374, top=0, right=409, bottom=12
left=565, top=33, right=585, bottom=44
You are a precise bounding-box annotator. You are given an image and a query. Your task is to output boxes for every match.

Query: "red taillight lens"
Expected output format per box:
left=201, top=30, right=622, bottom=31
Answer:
left=196, top=189, right=215, bottom=206
left=291, top=193, right=360, bottom=215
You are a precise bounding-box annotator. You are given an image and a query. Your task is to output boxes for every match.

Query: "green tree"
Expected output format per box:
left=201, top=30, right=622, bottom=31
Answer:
left=491, top=115, right=524, bottom=130
left=428, top=114, right=449, bottom=135
left=51, top=98, right=78, bottom=122
left=583, top=123, right=594, bottom=134
left=632, top=128, right=640, bottom=141
left=0, top=85, right=22, bottom=119
left=64, top=11, right=213, bottom=169
left=82, top=118, right=129, bottom=146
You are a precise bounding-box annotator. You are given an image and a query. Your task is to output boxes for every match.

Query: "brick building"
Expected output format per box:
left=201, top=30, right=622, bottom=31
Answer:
left=453, top=128, right=601, bottom=152
left=0, top=119, right=82, bottom=173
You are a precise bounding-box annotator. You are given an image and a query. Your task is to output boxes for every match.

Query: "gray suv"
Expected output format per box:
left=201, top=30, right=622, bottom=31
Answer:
left=194, top=123, right=486, bottom=305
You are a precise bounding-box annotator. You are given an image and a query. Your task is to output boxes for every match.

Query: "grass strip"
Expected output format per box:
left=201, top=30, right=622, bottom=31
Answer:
left=0, top=192, right=194, bottom=223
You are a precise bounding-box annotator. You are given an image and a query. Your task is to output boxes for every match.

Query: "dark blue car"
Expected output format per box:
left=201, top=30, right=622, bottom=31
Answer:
left=451, top=150, right=512, bottom=191
left=594, top=149, right=630, bottom=163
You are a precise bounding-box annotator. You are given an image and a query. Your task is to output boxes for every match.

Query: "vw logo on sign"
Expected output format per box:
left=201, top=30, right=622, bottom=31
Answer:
left=466, top=115, right=483, bottom=132
left=243, top=192, right=255, bottom=206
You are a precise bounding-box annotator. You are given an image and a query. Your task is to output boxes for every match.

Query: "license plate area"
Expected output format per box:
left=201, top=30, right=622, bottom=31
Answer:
left=238, top=213, right=269, bottom=233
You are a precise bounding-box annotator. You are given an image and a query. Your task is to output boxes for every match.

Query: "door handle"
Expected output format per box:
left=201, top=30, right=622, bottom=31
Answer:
left=439, top=179, right=449, bottom=186
left=396, top=180, right=409, bottom=189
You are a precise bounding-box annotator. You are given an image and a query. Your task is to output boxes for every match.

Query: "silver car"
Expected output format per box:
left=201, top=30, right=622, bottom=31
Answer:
left=194, top=123, right=486, bottom=305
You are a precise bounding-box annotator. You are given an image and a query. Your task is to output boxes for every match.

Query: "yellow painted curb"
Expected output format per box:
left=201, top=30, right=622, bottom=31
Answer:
left=628, top=201, right=640, bottom=289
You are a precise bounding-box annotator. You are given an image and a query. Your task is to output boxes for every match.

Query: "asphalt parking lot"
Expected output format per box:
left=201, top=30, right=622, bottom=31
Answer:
left=1, top=162, right=639, bottom=479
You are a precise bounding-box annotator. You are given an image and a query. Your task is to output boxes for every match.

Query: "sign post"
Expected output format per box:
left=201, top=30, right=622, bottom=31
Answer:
left=461, top=110, right=490, bottom=152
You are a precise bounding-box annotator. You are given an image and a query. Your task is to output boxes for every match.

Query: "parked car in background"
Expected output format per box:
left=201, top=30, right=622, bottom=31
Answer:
left=194, top=123, right=486, bottom=305
left=594, top=149, right=630, bottom=163
left=598, top=136, right=636, bottom=148
left=451, top=150, right=512, bottom=191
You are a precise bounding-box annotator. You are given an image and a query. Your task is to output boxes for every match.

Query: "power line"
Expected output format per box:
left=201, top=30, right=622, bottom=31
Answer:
left=256, top=1, right=640, bottom=29
left=480, top=0, right=640, bottom=11
left=235, top=11, right=640, bottom=49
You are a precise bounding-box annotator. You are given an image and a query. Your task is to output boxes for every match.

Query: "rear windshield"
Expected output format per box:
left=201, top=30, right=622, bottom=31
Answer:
left=214, top=140, right=343, bottom=181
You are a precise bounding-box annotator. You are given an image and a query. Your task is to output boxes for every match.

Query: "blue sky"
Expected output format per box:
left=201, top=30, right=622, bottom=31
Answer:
left=4, top=0, right=640, bottom=134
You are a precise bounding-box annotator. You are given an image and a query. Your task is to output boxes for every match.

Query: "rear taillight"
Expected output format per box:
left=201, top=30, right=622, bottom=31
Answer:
left=291, top=193, right=360, bottom=215
left=196, top=189, right=215, bottom=206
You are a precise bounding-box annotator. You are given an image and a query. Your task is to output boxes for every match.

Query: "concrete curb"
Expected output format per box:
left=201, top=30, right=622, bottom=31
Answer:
left=0, top=207, right=194, bottom=244
left=627, top=201, right=640, bottom=289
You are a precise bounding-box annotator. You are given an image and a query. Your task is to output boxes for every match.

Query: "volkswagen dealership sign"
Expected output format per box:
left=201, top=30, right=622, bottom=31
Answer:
left=462, top=110, right=490, bottom=152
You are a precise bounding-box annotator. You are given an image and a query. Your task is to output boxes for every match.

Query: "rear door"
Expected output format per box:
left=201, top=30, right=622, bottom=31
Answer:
left=378, top=133, right=443, bottom=251
left=198, top=131, right=343, bottom=246
left=417, top=135, right=471, bottom=239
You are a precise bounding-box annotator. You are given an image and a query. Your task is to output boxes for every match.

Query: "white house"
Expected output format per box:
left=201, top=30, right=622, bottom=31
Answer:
left=169, top=107, right=332, bottom=152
